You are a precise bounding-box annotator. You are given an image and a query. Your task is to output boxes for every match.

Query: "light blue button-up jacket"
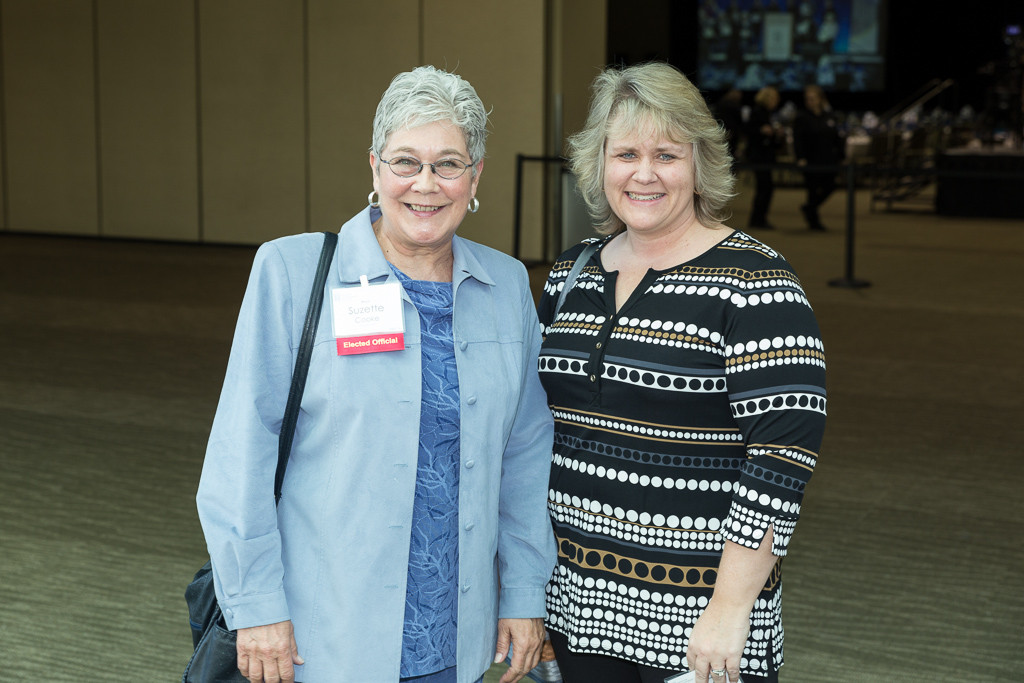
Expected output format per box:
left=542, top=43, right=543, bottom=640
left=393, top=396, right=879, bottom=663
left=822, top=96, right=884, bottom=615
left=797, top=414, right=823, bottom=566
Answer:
left=196, top=207, right=556, bottom=683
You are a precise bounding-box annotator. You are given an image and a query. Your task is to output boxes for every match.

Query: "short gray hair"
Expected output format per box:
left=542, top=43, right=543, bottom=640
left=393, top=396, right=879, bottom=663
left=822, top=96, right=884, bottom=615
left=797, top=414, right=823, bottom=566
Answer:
left=568, top=62, right=736, bottom=234
left=371, top=66, right=489, bottom=172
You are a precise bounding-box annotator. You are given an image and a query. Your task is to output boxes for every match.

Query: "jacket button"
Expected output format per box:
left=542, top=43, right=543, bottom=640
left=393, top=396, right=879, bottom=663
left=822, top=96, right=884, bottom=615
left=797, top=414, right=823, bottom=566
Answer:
left=467, top=396, right=477, bottom=405
left=465, top=460, right=475, bottom=469
left=460, top=341, right=469, bottom=351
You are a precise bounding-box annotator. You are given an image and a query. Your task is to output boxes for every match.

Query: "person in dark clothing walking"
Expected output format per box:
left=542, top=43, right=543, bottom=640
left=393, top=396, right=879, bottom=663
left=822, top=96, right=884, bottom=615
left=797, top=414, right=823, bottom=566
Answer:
left=714, top=88, right=745, bottom=161
left=793, top=84, right=844, bottom=231
left=745, top=86, right=783, bottom=229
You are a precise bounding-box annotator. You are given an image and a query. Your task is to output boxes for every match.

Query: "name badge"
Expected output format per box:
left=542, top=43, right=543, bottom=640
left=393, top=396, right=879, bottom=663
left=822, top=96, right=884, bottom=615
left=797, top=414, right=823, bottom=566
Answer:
left=330, top=276, right=405, bottom=355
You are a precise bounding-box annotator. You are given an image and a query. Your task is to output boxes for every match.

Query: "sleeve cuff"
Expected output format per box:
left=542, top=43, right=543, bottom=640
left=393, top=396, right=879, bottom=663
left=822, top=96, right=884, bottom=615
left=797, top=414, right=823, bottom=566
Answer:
left=219, top=589, right=291, bottom=631
left=497, top=586, right=549, bottom=620
left=720, top=500, right=799, bottom=557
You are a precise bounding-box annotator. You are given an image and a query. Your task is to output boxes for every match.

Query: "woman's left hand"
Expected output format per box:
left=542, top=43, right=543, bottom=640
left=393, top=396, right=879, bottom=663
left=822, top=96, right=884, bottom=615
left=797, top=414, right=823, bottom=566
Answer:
left=687, top=535, right=779, bottom=681
left=493, top=617, right=545, bottom=683
left=686, top=601, right=748, bottom=683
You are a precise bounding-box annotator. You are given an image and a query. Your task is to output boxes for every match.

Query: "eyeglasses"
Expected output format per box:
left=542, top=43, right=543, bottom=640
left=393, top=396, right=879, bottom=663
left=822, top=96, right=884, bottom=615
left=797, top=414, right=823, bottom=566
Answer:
left=379, top=155, right=474, bottom=180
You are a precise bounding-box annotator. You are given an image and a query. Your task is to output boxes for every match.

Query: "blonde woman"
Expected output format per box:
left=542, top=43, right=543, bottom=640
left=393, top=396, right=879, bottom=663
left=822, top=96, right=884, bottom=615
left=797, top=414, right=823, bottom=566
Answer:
left=538, top=63, right=826, bottom=683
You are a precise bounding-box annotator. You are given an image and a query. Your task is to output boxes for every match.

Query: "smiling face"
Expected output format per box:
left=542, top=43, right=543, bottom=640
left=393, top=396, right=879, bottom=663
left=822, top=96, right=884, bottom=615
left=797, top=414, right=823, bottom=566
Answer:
left=602, top=119, right=700, bottom=238
left=370, top=120, right=482, bottom=255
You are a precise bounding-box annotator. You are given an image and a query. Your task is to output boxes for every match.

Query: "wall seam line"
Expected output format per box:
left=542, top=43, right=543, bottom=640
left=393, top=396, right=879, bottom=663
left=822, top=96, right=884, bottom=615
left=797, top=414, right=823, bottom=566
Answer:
left=418, top=0, right=425, bottom=65
left=92, top=0, right=103, bottom=236
left=0, top=1, right=9, bottom=231
left=303, top=0, right=311, bottom=233
left=194, top=0, right=204, bottom=242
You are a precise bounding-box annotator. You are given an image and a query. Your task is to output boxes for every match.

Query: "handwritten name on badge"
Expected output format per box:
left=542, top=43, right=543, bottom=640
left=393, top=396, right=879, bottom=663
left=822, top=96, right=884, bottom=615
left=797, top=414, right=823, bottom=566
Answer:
left=330, top=279, right=405, bottom=355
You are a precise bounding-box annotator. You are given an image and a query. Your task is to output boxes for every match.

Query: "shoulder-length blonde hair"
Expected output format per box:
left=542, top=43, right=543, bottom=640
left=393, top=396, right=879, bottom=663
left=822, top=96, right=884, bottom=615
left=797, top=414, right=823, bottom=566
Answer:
left=567, top=62, right=735, bottom=235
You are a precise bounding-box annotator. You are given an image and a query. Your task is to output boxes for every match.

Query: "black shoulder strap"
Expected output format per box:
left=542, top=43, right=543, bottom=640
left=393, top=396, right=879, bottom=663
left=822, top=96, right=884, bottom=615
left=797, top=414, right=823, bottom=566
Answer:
left=275, top=231, right=338, bottom=503
left=553, top=241, right=599, bottom=319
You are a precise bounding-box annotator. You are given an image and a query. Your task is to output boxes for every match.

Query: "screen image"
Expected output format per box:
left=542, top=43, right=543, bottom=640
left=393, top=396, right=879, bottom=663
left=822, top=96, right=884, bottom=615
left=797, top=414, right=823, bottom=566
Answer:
left=697, top=0, right=887, bottom=92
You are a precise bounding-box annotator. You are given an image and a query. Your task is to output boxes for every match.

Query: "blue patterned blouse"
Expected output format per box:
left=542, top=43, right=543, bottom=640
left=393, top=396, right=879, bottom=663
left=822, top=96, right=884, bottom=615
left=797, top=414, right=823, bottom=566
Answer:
left=392, top=265, right=461, bottom=678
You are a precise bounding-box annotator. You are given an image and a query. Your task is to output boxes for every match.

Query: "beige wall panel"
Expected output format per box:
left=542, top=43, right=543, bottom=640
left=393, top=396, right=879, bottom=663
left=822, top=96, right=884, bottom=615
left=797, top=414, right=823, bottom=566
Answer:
left=97, top=0, right=198, bottom=240
left=423, top=0, right=547, bottom=256
left=558, top=0, right=607, bottom=149
left=2, top=1, right=98, bottom=234
left=551, top=0, right=608, bottom=250
left=199, top=1, right=305, bottom=244
left=307, top=1, right=419, bottom=231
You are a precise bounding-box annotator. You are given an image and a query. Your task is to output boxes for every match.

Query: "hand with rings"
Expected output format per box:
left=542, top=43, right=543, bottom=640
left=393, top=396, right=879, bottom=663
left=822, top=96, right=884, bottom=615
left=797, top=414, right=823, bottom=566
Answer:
left=686, top=596, right=749, bottom=683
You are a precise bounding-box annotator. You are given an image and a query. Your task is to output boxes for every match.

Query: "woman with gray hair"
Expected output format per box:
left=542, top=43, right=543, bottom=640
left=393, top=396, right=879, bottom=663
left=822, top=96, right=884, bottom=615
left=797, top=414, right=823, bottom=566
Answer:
left=537, top=63, right=826, bottom=683
left=196, top=65, right=556, bottom=683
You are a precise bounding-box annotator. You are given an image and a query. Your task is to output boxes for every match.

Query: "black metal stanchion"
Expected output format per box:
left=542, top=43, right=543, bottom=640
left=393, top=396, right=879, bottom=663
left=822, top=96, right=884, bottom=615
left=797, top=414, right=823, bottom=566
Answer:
left=829, top=163, right=871, bottom=288
left=512, top=154, right=568, bottom=265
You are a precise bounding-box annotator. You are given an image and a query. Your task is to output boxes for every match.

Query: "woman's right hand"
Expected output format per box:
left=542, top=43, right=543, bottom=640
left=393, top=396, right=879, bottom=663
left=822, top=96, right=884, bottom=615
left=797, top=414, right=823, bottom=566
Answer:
left=237, top=620, right=304, bottom=683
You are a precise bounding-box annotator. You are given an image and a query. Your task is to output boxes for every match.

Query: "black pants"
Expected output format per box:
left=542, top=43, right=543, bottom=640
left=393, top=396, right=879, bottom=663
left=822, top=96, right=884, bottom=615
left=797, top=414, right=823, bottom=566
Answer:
left=549, top=630, right=778, bottom=683
left=802, top=171, right=836, bottom=227
left=749, top=169, right=775, bottom=226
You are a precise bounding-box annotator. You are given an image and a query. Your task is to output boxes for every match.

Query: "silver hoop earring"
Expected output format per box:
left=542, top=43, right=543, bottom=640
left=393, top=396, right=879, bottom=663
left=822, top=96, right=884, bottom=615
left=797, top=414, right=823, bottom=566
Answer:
left=468, top=197, right=480, bottom=213
left=367, top=190, right=380, bottom=208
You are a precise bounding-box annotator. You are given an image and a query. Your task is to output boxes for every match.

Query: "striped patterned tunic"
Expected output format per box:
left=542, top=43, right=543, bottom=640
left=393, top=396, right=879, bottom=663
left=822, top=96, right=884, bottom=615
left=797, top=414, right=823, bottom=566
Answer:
left=537, top=233, right=827, bottom=677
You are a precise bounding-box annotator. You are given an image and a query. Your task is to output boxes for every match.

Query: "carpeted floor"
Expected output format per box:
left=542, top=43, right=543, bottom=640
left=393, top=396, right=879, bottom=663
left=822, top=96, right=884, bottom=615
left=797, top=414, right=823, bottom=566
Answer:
left=1, top=183, right=1022, bottom=682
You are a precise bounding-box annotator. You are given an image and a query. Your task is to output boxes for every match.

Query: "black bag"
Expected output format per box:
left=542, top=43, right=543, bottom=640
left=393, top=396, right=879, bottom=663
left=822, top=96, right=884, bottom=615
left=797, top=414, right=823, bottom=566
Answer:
left=184, top=562, right=243, bottom=682
left=182, top=231, right=337, bottom=683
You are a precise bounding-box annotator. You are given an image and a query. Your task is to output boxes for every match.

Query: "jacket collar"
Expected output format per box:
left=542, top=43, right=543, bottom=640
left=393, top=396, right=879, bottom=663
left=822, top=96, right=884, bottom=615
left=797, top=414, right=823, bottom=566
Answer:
left=336, top=205, right=495, bottom=288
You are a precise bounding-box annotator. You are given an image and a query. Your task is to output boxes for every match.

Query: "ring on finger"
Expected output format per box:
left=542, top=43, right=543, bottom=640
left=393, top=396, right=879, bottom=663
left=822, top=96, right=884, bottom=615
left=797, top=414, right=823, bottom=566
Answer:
left=711, top=669, right=726, bottom=678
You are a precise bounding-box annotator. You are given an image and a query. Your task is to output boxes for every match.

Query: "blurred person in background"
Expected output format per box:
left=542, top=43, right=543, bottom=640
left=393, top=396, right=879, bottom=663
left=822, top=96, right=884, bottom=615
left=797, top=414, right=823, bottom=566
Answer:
left=793, top=84, right=845, bottom=231
left=745, top=86, right=784, bottom=229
